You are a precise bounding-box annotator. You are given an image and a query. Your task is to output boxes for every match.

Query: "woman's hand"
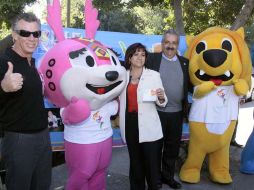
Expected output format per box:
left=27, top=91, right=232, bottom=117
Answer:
left=156, top=88, right=165, bottom=103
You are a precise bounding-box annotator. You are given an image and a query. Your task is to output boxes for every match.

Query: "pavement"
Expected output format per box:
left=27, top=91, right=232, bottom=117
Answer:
left=0, top=144, right=253, bottom=190
left=48, top=145, right=254, bottom=190
left=236, top=101, right=254, bottom=146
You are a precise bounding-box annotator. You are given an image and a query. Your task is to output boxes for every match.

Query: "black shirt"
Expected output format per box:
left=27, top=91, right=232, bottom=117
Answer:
left=0, top=48, right=47, bottom=133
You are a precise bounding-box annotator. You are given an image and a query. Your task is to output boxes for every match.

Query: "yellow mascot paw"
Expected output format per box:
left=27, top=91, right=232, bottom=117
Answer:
left=210, top=170, right=232, bottom=184
left=194, top=81, right=216, bottom=98
left=180, top=168, right=200, bottom=183
left=233, top=79, right=249, bottom=96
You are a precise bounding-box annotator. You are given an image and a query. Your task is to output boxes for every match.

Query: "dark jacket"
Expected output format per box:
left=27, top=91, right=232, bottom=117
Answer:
left=146, top=52, right=192, bottom=118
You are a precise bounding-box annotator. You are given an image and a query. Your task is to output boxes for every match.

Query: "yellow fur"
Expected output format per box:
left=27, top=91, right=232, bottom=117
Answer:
left=180, top=121, right=235, bottom=183
left=186, top=27, right=251, bottom=96
left=180, top=27, right=252, bottom=184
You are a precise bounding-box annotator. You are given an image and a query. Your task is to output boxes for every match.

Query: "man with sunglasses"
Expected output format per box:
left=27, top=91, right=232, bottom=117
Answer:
left=0, top=13, right=51, bottom=190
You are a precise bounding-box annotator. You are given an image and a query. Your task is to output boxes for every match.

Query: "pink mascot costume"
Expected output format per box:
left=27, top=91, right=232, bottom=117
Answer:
left=39, top=0, right=127, bottom=189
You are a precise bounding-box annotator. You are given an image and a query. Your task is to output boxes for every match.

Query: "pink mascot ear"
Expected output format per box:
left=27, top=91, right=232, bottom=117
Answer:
left=47, top=0, right=65, bottom=41
left=85, top=0, right=100, bottom=39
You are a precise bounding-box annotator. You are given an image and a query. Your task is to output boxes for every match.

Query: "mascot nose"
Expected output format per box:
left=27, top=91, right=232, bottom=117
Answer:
left=105, top=71, right=119, bottom=81
left=203, top=49, right=227, bottom=68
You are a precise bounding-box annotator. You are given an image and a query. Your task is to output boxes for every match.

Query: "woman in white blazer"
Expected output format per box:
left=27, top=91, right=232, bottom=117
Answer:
left=119, top=43, right=167, bottom=190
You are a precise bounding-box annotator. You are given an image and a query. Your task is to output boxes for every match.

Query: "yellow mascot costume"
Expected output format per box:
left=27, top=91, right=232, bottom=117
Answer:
left=179, top=27, right=252, bottom=184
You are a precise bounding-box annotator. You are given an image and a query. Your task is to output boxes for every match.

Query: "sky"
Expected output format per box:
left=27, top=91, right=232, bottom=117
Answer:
left=25, top=0, right=47, bottom=23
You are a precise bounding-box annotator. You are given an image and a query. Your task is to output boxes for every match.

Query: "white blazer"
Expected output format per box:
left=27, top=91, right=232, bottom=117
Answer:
left=119, top=68, right=168, bottom=143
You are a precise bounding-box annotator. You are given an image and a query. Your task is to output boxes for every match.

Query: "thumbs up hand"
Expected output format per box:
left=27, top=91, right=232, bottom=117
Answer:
left=1, top=62, right=23, bottom=92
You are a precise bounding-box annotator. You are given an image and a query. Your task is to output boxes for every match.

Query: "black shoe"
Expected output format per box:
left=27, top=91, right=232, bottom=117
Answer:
left=162, top=177, right=182, bottom=189
left=157, top=183, right=162, bottom=189
left=230, top=141, right=243, bottom=148
left=147, top=184, right=162, bottom=190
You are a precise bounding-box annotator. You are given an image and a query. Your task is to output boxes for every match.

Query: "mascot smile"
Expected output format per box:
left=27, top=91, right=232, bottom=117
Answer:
left=180, top=27, right=252, bottom=184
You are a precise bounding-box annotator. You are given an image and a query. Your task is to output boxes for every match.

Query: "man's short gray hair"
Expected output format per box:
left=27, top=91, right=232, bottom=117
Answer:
left=11, top=12, right=41, bottom=31
left=161, top=29, right=179, bottom=43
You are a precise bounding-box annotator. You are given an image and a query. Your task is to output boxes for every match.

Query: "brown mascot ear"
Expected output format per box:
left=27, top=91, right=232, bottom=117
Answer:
left=185, top=35, right=194, bottom=58
left=186, top=35, right=194, bottom=47
left=235, top=27, right=244, bottom=40
left=232, top=27, right=252, bottom=90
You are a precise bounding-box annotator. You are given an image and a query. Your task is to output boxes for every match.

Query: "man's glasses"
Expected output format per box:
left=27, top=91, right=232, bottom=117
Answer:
left=15, top=30, right=41, bottom=38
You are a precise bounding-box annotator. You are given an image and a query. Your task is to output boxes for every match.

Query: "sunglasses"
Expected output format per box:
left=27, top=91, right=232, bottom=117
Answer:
left=15, top=30, right=41, bottom=38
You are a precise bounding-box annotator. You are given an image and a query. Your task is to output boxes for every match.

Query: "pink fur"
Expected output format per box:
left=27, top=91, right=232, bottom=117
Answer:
left=85, top=0, right=100, bottom=39
left=47, top=0, right=65, bottom=41
left=62, top=97, right=91, bottom=124
left=40, top=0, right=126, bottom=125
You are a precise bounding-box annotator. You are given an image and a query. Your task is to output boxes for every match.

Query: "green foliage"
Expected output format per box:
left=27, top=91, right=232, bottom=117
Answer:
left=127, top=0, right=164, bottom=7
left=93, top=0, right=124, bottom=11
left=0, top=22, right=11, bottom=40
left=93, top=0, right=169, bottom=34
left=183, top=0, right=245, bottom=34
left=134, top=3, right=171, bottom=34
left=93, top=0, right=138, bottom=33
left=0, top=0, right=253, bottom=37
left=98, top=9, right=138, bottom=33
left=0, top=0, right=37, bottom=41
left=60, top=0, right=165, bottom=34
left=61, top=0, right=84, bottom=28
left=245, top=15, right=254, bottom=46
left=0, top=0, right=36, bottom=27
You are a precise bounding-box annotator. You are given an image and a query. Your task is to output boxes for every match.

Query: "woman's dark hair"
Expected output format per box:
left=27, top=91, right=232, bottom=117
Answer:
left=124, top=43, right=148, bottom=70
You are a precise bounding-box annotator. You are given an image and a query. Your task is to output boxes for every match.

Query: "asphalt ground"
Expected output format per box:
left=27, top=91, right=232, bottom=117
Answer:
left=50, top=145, right=254, bottom=190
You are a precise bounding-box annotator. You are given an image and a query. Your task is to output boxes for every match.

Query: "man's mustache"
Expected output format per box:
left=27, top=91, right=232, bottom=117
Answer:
left=166, top=47, right=175, bottom=51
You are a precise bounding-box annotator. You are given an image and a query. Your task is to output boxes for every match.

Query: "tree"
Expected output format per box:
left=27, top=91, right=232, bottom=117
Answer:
left=61, top=0, right=84, bottom=28
left=0, top=0, right=37, bottom=53
left=1, top=0, right=254, bottom=51
left=60, top=0, right=163, bottom=34
left=231, top=0, right=254, bottom=30
left=133, top=3, right=170, bottom=34
left=98, top=9, right=138, bottom=33
left=172, top=0, right=185, bottom=35
left=182, top=0, right=246, bottom=34
left=93, top=0, right=124, bottom=11
left=0, top=0, right=37, bottom=27
left=59, top=0, right=137, bottom=33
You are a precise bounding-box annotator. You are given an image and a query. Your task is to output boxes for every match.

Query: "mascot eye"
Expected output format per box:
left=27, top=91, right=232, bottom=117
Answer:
left=69, top=48, right=96, bottom=68
left=112, top=56, right=117, bottom=65
left=221, top=39, right=232, bottom=52
left=86, top=56, right=95, bottom=67
left=107, top=49, right=121, bottom=66
left=196, top=41, right=207, bottom=54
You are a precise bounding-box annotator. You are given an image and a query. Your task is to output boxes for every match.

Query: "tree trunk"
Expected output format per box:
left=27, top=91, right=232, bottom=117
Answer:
left=0, top=35, right=13, bottom=55
left=172, top=0, right=185, bottom=35
left=230, top=0, right=254, bottom=30
left=66, top=0, right=71, bottom=27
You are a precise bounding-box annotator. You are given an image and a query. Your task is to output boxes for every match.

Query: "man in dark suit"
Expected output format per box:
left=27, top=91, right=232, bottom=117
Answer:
left=147, top=29, right=190, bottom=189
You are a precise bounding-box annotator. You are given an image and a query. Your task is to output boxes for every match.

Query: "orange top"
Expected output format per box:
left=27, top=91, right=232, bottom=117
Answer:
left=127, top=83, right=138, bottom=113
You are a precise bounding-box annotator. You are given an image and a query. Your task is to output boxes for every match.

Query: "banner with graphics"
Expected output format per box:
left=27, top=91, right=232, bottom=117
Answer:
left=35, top=25, right=189, bottom=151
left=35, top=25, right=187, bottom=65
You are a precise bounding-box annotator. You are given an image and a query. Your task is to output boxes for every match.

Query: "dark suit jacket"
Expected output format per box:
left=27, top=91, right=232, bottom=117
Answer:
left=146, top=52, right=191, bottom=117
